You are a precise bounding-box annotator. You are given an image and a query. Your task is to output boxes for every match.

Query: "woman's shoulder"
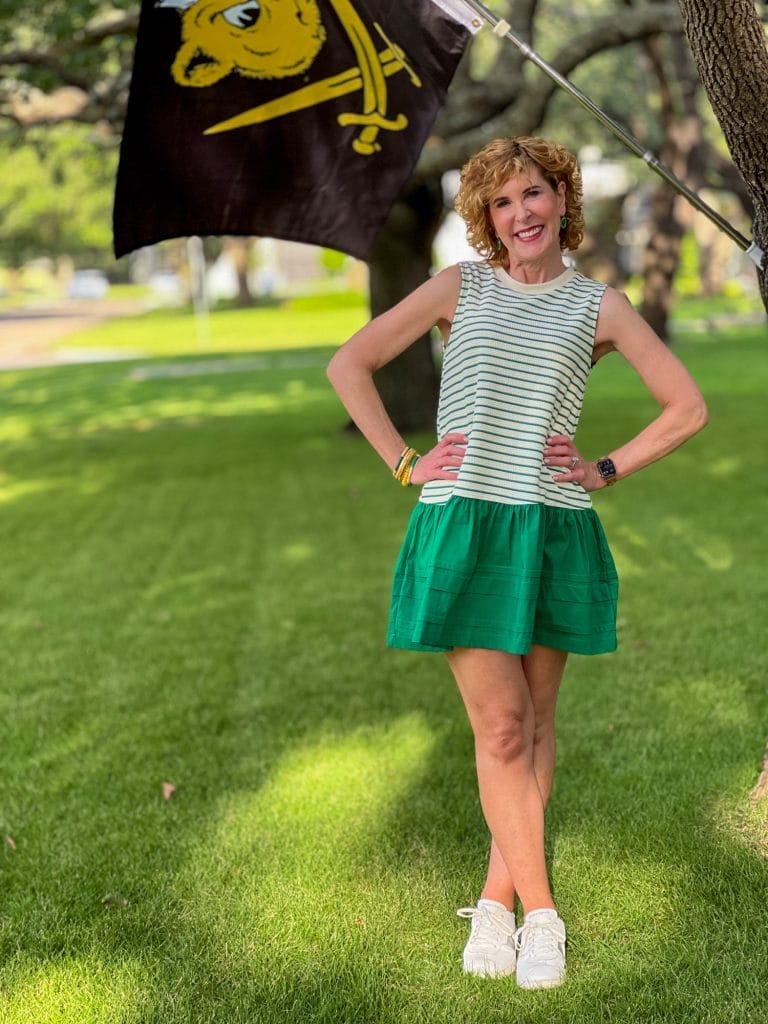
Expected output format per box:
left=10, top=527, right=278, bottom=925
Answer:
left=426, top=263, right=463, bottom=303
left=594, top=286, right=646, bottom=347
left=595, top=285, right=638, bottom=323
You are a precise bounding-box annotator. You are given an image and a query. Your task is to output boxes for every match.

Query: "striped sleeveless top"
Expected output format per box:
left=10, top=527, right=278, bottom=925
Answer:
left=420, top=260, right=607, bottom=511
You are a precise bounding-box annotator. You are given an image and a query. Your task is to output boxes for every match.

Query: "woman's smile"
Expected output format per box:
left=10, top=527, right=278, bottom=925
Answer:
left=515, top=224, right=545, bottom=242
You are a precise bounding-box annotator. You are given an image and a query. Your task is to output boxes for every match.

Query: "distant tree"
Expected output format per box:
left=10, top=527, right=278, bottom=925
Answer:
left=0, top=124, right=116, bottom=265
left=637, top=24, right=756, bottom=338
left=636, top=28, right=710, bottom=339
left=677, top=0, right=768, bottom=308
left=0, top=3, right=136, bottom=129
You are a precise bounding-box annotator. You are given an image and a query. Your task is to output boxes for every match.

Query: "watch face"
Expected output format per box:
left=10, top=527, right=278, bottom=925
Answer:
left=597, top=457, right=617, bottom=481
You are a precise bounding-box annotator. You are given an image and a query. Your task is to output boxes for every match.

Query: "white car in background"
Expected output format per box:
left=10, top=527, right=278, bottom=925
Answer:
left=67, top=269, right=109, bottom=300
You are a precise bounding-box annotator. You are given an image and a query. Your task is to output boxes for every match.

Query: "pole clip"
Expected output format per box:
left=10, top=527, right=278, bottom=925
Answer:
left=745, top=240, right=766, bottom=269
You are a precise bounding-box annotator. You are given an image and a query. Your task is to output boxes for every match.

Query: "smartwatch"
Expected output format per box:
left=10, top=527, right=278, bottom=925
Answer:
left=596, top=456, right=618, bottom=486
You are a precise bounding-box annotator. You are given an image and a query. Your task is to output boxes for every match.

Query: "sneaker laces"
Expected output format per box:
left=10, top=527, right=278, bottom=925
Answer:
left=457, top=904, right=517, bottom=944
left=516, top=918, right=565, bottom=960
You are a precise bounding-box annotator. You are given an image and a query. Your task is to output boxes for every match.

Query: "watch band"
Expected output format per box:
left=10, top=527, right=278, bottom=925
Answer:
left=596, top=456, right=618, bottom=486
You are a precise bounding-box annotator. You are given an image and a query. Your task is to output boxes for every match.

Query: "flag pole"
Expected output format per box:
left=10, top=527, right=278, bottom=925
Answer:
left=456, top=0, right=764, bottom=269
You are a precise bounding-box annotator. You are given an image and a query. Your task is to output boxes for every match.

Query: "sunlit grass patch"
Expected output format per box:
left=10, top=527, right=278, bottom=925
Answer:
left=2, top=957, right=151, bottom=1024
left=714, top=796, right=768, bottom=861
left=54, top=298, right=368, bottom=358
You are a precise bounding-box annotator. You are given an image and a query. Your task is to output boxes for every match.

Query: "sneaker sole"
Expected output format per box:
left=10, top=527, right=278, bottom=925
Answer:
left=463, top=959, right=516, bottom=979
left=517, top=974, right=565, bottom=990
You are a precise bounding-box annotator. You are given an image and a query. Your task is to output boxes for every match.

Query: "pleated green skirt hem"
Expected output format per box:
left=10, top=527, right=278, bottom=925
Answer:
left=387, top=496, right=618, bottom=656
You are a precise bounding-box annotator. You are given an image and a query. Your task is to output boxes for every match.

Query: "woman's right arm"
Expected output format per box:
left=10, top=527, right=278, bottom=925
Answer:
left=327, top=265, right=466, bottom=482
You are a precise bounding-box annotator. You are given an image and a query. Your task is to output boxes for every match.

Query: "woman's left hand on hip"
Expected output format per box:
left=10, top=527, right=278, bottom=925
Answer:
left=544, top=434, right=603, bottom=491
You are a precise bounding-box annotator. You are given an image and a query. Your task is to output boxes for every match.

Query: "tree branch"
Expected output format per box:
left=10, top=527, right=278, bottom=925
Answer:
left=72, top=10, right=140, bottom=45
left=0, top=7, right=137, bottom=125
left=0, top=50, right=93, bottom=92
left=420, top=3, right=682, bottom=178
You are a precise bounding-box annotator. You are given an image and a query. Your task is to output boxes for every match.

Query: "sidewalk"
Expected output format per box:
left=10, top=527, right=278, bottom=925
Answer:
left=0, top=298, right=146, bottom=370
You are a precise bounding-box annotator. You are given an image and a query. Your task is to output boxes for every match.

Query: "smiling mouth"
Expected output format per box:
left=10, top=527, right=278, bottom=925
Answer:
left=515, top=225, right=544, bottom=241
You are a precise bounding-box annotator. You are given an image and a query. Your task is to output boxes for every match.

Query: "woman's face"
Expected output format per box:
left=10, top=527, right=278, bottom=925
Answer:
left=488, top=163, right=566, bottom=263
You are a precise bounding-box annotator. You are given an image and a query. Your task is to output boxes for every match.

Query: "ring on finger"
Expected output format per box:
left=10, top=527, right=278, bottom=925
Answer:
left=570, top=455, right=580, bottom=468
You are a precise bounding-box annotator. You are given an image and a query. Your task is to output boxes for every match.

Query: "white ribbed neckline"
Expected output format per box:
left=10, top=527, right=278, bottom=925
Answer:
left=492, top=264, right=575, bottom=294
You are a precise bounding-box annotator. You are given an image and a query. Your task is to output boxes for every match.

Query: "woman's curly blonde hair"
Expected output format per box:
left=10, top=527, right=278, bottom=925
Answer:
left=455, top=136, right=585, bottom=262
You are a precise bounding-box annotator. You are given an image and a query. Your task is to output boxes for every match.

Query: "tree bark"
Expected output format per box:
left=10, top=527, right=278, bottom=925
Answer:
left=222, top=237, right=254, bottom=307
left=640, top=32, right=703, bottom=340
left=677, top=0, right=768, bottom=308
left=365, top=179, right=445, bottom=433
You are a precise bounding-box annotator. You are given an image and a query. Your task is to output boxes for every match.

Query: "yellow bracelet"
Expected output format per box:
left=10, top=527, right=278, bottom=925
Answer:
left=394, top=448, right=418, bottom=483
left=400, top=454, right=420, bottom=487
left=393, top=446, right=416, bottom=480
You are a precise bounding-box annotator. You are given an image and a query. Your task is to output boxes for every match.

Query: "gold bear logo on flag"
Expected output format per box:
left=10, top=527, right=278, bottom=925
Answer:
left=169, top=0, right=326, bottom=85
left=158, top=0, right=422, bottom=155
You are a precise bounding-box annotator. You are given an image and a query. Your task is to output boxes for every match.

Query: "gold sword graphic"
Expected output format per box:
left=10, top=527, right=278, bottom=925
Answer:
left=204, top=43, right=421, bottom=145
left=331, top=2, right=389, bottom=155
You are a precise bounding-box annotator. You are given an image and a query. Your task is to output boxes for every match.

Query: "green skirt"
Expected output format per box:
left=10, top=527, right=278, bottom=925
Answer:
left=387, top=496, right=618, bottom=656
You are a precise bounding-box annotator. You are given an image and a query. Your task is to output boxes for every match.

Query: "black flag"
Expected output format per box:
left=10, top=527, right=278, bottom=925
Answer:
left=113, top=0, right=477, bottom=259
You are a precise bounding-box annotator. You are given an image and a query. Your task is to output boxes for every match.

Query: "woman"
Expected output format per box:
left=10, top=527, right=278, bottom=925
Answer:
left=326, top=136, right=707, bottom=989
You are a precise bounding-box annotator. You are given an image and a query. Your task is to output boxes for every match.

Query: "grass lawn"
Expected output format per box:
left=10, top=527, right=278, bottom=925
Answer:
left=55, top=293, right=369, bottom=358
left=0, top=312, right=767, bottom=1023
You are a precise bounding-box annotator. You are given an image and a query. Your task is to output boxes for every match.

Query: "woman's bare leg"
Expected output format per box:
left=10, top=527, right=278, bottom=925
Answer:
left=449, top=645, right=568, bottom=912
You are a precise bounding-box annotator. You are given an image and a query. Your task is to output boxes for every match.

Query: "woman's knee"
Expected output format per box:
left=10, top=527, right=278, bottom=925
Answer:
left=474, top=706, right=534, bottom=763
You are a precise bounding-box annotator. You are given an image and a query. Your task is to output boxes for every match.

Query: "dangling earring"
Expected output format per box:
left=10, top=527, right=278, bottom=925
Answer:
left=560, top=216, right=569, bottom=230
left=495, top=236, right=503, bottom=252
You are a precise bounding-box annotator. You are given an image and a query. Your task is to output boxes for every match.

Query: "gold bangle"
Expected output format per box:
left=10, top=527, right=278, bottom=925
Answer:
left=400, top=454, right=420, bottom=487
left=393, top=446, right=408, bottom=476
left=393, top=446, right=416, bottom=480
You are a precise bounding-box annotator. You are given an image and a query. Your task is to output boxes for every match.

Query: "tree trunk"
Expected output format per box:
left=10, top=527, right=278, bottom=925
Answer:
left=222, top=237, right=254, bottom=307
left=677, top=0, right=768, bottom=308
left=365, top=178, right=445, bottom=434
left=640, top=32, right=703, bottom=340
left=641, top=187, right=686, bottom=340
left=574, top=196, right=627, bottom=287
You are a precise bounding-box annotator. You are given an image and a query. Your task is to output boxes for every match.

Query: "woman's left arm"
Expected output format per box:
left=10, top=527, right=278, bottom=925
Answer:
left=546, top=287, right=708, bottom=490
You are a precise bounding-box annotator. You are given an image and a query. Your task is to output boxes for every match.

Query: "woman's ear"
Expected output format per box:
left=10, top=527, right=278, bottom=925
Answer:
left=557, top=180, right=567, bottom=214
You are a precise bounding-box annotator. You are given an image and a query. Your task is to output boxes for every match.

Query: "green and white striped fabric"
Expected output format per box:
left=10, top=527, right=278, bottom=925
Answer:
left=420, top=260, right=606, bottom=511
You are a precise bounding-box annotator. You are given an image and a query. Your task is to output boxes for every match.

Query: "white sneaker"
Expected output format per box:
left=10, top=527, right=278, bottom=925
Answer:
left=515, top=908, right=566, bottom=989
left=456, top=899, right=517, bottom=978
